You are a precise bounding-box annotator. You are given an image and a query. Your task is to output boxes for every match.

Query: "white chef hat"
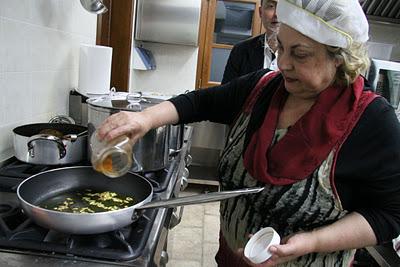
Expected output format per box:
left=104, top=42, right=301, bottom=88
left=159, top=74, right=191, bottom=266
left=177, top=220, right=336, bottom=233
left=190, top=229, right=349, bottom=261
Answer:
left=276, top=0, right=369, bottom=49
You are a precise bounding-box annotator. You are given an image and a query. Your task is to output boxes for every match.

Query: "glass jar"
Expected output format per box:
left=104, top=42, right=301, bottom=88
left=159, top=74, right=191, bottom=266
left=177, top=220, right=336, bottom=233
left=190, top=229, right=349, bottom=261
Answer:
left=90, top=130, right=133, bottom=178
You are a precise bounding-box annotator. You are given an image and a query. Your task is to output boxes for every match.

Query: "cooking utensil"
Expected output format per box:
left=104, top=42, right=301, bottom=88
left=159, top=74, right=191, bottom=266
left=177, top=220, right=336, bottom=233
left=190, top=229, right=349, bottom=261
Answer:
left=87, top=92, right=170, bottom=172
left=17, top=166, right=263, bottom=234
left=80, top=0, right=108, bottom=14
left=13, top=123, right=87, bottom=165
left=63, top=130, right=88, bottom=142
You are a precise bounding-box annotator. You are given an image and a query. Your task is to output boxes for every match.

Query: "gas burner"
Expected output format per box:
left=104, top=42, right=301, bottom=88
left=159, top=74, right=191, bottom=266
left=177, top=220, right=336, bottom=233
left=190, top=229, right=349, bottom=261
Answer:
left=0, top=158, right=91, bottom=192
left=0, top=157, right=172, bottom=193
left=0, top=126, right=192, bottom=266
left=0, top=204, right=14, bottom=216
left=0, top=193, right=158, bottom=261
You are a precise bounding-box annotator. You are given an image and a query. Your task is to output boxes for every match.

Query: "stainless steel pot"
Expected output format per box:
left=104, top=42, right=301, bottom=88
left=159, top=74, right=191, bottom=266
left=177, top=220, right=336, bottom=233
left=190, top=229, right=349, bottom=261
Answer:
left=169, top=124, right=184, bottom=156
left=87, top=92, right=170, bottom=172
left=13, top=123, right=88, bottom=165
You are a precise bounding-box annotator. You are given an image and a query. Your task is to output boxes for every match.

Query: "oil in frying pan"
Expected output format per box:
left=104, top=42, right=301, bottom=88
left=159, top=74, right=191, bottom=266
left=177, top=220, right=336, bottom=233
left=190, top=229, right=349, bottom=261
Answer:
left=40, top=189, right=136, bottom=213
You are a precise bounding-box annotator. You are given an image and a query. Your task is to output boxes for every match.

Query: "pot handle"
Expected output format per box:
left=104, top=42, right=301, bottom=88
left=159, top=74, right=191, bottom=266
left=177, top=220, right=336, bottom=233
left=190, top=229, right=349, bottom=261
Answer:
left=136, top=187, right=265, bottom=210
left=27, top=134, right=66, bottom=159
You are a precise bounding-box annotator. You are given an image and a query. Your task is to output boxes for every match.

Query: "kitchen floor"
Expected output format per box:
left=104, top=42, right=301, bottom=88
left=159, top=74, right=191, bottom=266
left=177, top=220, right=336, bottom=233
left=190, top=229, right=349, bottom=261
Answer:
left=167, top=184, right=220, bottom=267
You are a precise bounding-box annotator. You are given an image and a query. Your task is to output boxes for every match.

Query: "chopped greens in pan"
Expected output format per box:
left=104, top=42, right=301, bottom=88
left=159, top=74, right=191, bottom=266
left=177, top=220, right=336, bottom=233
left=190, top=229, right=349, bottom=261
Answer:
left=40, top=189, right=135, bottom=213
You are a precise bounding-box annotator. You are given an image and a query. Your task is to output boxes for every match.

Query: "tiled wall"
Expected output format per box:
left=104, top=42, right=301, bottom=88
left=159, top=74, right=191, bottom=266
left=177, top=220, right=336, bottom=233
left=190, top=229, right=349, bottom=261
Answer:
left=0, top=0, right=97, bottom=160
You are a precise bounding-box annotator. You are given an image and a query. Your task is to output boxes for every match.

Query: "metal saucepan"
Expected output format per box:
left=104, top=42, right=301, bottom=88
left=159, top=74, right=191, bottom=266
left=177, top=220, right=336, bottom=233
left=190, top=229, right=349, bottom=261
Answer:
left=87, top=92, right=171, bottom=172
left=17, top=166, right=263, bottom=235
left=13, top=123, right=88, bottom=165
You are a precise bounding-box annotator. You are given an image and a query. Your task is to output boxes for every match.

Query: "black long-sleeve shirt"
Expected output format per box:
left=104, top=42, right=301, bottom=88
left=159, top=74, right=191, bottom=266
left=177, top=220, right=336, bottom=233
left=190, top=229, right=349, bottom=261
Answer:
left=169, top=69, right=400, bottom=244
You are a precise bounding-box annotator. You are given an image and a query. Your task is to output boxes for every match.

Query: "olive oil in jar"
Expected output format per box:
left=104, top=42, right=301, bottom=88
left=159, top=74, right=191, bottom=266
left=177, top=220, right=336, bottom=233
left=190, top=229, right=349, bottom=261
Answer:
left=90, top=131, right=133, bottom=178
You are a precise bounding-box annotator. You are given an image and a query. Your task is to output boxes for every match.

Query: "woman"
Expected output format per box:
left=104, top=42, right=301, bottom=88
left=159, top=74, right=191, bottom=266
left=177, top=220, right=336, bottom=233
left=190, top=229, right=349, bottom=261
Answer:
left=97, top=0, right=400, bottom=266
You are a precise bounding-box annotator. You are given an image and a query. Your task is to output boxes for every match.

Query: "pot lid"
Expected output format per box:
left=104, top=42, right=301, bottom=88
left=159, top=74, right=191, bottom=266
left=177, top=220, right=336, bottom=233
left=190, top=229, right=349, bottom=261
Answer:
left=87, top=91, right=168, bottom=111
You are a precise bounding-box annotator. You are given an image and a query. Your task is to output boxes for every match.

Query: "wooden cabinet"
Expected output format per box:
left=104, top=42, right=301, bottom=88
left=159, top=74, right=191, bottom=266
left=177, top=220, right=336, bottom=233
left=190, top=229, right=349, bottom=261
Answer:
left=196, top=0, right=262, bottom=89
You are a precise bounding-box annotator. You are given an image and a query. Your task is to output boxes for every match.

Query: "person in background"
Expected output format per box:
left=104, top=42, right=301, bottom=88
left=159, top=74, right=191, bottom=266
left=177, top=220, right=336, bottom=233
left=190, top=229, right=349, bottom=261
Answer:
left=221, top=0, right=279, bottom=84
left=96, top=0, right=400, bottom=266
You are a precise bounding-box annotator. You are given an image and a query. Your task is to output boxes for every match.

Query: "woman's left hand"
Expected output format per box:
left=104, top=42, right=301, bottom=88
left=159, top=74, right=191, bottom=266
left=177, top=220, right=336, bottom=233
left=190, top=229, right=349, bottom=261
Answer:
left=241, top=231, right=317, bottom=266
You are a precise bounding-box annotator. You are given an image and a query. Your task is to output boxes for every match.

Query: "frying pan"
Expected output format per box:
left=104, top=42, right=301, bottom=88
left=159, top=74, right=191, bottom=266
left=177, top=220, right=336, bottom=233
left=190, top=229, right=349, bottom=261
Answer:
left=17, top=166, right=263, bottom=235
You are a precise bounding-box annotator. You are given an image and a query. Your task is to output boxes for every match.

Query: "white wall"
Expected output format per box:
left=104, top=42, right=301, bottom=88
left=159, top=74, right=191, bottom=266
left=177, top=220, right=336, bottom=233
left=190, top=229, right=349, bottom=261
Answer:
left=369, top=21, right=400, bottom=61
left=0, top=0, right=97, bottom=160
left=129, top=42, right=199, bottom=95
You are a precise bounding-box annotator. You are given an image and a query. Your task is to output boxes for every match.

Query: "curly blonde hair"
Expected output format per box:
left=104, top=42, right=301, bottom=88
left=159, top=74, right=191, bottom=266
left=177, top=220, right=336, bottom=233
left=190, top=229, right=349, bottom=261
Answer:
left=326, top=42, right=370, bottom=87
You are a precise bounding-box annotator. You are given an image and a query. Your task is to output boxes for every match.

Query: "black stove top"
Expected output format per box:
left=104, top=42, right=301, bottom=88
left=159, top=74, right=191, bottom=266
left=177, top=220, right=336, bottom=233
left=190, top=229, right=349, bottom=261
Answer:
left=0, top=191, right=158, bottom=261
left=0, top=157, right=177, bottom=263
left=0, top=157, right=172, bottom=193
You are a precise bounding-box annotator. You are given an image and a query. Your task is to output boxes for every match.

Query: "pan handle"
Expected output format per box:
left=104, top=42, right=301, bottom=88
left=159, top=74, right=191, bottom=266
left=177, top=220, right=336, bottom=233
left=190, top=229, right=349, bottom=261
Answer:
left=136, top=187, right=265, bottom=210
left=27, top=134, right=66, bottom=159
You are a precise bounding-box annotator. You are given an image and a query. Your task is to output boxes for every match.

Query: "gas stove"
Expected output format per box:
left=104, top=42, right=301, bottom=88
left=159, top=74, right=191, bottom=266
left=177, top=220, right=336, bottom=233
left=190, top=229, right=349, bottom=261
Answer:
left=0, top=127, right=192, bottom=267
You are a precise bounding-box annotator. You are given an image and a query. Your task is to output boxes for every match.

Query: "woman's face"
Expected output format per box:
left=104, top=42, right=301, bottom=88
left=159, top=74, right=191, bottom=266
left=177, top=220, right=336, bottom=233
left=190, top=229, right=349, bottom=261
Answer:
left=277, top=24, right=340, bottom=99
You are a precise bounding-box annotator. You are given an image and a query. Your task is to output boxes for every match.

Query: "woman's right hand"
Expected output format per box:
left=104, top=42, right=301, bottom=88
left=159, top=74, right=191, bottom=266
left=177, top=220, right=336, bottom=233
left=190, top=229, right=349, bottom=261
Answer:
left=96, top=100, right=180, bottom=144
left=97, top=110, right=152, bottom=144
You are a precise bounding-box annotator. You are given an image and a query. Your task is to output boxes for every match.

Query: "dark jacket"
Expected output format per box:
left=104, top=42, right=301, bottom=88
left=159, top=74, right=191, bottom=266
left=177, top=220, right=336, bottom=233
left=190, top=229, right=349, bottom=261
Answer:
left=221, top=34, right=265, bottom=84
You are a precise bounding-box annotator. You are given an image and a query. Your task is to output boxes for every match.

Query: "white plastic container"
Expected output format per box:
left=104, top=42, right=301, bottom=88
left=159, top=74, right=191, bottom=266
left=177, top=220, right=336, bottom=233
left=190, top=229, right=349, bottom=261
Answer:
left=244, top=227, right=281, bottom=264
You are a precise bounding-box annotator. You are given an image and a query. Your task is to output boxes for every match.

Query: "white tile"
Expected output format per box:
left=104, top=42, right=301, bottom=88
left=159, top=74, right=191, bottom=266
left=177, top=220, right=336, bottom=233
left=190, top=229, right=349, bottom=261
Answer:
left=57, top=0, right=75, bottom=33
left=3, top=72, right=32, bottom=123
left=204, top=202, right=220, bottom=216
left=68, top=68, right=79, bottom=90
left=73, top=0, right=97, bottom=38
left=0, top=0, right=31, bottom=22
left=167, top=259, right=201, bottom=267
left=0, top=73, right=4, bottom=124
left=28, top=26, right=46, bottom=71
left=3, top=19, right=32, bottom=72
left=31, top=71, right=55, bottom=115
left=203, top=214, right=220, bottom=243
left=0, top=0, right=97, bottom=162
left=0, top=18, right=4, bottom=73
left=30, top=28, right=70, bottom=71
left=30, top=71, right=69, bottom=117
left=56, top=32, right=80, bottom=71
left=179, top=205, right=204, bottom=228
left=30, top=0, right=60, bottom=29
left=202, top=242, right=219, bottom=267
left=30, top=27, right=86, bottom=72
left=0, top=122, right=17, bottom=161
left=58, top=0, right=97, bottom=37
left=169, top=227, right=203, bottom=261
left=31, top=112, right=55, bottom=123
left=47, top=31, right=71, bottom=71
